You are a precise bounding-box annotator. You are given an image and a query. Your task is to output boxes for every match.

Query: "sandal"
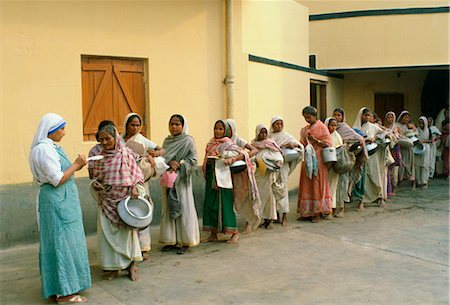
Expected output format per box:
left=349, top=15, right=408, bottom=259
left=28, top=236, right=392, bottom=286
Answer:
left=56, top=295, right=87, bottom=304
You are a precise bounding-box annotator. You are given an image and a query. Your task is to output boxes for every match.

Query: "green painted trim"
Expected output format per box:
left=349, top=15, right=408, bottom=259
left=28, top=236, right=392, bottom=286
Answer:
left=248, top=54, right=344, bottom=79
left=324, top=64, right=450, bottom=73
left=309, top=6, right=450, bottom=21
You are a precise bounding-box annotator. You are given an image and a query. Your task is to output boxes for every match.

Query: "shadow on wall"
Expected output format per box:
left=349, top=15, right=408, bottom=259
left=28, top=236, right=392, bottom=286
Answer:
left=0, top=169, right=206, bottom=249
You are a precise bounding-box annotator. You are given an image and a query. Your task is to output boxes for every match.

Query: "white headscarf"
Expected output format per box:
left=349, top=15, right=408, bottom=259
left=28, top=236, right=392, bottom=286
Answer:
left=397, top=110, right=411, bottom=124
left=324, top=117, right=336, bottom=127
left=269, top=115, right=283, bottom=133
left=384, top=111, right=397, bottom=130
left=30, top=113, right=66, bottom=149
left=254, top=123, right=267, bottom=140
left=226, top=118, right=247, bottom=147
left=353, top=107, right=368, bottom=130
left=122, top=112, right=143, bottom=139
left=417, top=116, right=430, bottom=141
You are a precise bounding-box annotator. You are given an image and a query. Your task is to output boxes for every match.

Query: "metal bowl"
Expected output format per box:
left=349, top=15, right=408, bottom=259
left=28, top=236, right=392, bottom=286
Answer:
left=366, top=143, right=379, bottom=156
left=230, top=160, right=247, bottom=174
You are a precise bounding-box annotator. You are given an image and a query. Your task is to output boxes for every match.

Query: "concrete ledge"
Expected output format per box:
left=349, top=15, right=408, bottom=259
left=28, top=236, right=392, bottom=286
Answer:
left=0, top=170, right=206, bottom=248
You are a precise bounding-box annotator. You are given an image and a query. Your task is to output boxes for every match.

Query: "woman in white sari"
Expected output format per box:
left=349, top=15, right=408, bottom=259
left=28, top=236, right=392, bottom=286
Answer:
left=415, top=116, right=432, bottom=188
left=324, top=117, right=343, bottom=218
left=252, top=124, right=284, bottom=229
left=269, top=116, right=303, bottom=226
left=397, top=110, right=417, bottom=191
left=122, top=113, right=163, bottom=259
left=353, top=108, right=387, bottom=210
left=427, top=117, right=441, bottom=178
left=226, top=118, right=258, bottom=157
left=159, top=115, right=200, bottom=254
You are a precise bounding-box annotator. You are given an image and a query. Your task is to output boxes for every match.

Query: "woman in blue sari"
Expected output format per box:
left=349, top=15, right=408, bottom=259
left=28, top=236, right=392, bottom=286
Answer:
left=29, top=113, right=91, bottom=304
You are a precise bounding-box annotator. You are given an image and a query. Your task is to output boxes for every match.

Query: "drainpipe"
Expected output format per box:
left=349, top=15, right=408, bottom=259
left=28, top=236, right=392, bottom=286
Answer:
left=224, top=0, right=234, bottom=118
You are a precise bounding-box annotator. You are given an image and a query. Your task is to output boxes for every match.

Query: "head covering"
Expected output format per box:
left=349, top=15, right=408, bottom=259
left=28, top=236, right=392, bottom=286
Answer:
left=417, top=116, right=430, bottom=141
left=384, top=111, right=397, bottom=130
left=353, top=107, right=369, bottom=130
left=215, top=119, right=232, bottom=138
left=397, top=110, right=411, bottom=123
left=122, top=112, right=143, bottom=138
left=269, top=116, right=283, bottom=133
left=163, top=115, right=196, bottom=164
left=324, top=117, right=336, bottom=127
left=254, top=124, right=267, bottom=140
left=170, top=114, right=189, bottom=135
left=30, top=113, right=66, bottom=149
left=252, top=124, right=281, bottom=152
left=226, top=118, right=247, bottom=147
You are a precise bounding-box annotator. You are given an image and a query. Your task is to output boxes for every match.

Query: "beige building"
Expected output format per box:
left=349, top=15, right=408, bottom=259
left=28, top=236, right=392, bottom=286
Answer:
left=1, top=0, right=448, bottom=246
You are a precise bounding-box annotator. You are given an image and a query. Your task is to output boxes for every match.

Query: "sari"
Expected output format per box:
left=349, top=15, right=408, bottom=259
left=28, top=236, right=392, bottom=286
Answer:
left=122, top=112, right=157, bottom=252
left=202, top=120, right=260, bottom=234
left=397, top=110, right=416, bottom=182
left=252, top=124, right=284, bottom=220
left=428, top=118, right=441, bottom=178
left=324, top=118, right=343, bottom=209
left=93, top=129, right=144, bottom=270
left=415, top=117, right=431, bottom=185
left=159, top=116, right=200, bottom=247
left=297, top=120, right=332, bottom=217
left=269, top=116, right=303, bottom=214
left=384, top=111, right=402, bottom=195
left=354, top=108, right=387, bottom=204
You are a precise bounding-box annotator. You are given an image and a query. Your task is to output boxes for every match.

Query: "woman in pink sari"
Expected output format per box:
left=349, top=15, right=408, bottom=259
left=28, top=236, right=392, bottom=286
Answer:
left=297, top=106, right=332, bottom=223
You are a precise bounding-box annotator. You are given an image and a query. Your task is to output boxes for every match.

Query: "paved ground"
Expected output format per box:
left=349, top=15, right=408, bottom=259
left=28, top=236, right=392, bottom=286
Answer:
left=1, top=178, right=449, bottom=305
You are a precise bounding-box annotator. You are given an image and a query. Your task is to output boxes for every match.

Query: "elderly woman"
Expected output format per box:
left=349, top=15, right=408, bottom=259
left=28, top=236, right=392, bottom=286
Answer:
left=269, top=116, right=303, bottom=226
left=353, top=107, right=388, bottom=210
left=397, top=110, right=417, bottom=190
left=297, top=107, right=332, bottom=222
left=29, top=113, right=91, bottom=304
left=202, top=120, right=260, bottom=244
left=92, top=125, right=145, bottom=281
left=159, top=115, right=200, bottom=254
left=252, top=124, right=284, bottom=229
left=122, top=112, right=163, bottom=259
left=332, top=108, right=367, bottom=217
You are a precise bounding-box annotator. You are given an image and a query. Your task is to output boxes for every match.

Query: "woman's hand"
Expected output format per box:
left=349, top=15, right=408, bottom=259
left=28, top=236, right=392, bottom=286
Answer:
left=168, top=160, right=181, bottom=171
left=131, top=186, right=139, bottom=199
left=92, top=180, right=104, bottom=191
left=365, top=138, right=373, bottom=144
left=288, top=142, right=298, bottom=149
left=74, top=154, right=87, bottom=170
left=146, top=155, right=156, bottom=167
left=224, top=157, right=235, bottom=166
left=148, top=149, right=159, bottom=157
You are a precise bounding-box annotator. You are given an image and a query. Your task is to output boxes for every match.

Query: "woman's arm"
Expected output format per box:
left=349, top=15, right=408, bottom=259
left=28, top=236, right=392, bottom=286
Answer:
left=244, top=143, right=258, bottom=158
left=224, top=153, right=244, bottom=165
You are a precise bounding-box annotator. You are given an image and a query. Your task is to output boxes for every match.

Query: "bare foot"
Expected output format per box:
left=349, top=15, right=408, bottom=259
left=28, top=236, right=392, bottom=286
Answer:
left=226, top=233, right=239, bottom=244
left=105, top=270, right=120, bottom=281
left=422, top=184, right=428, bottom=189
left=142, top=251, right=150, bottom=261
left=281, top=213, right=288, bottom=226
left=357, top=203, right=365, bottom=211
left=127, top=262, right=139, bottom=281
left=335, top=209, right=344, bottom=218
left=201, top=233, right=218, bottom=243
left=311, top=216, right=321, bottom=223
left=411, top=182, right=416, bottom=192
left=56, top=294, right=87, bottom=304
left=243, top=222, right=252, bottom=234
left=379, top=199, right=387, bottom=209
left=324, top=214, right=333, bottom=220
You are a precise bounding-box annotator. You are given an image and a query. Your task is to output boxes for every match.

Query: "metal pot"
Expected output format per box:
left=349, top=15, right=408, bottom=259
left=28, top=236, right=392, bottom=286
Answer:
left=230, top=160, right=247, bottom=174
left=322, top=146, right=337, bottom=163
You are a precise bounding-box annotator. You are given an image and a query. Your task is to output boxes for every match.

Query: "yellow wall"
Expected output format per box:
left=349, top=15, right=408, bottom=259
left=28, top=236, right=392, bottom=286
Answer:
left=340, top=71, right=427, bottom=125
left=1, top=1, right=224, bottom=184
left=300, top=1, right=450, bottom=69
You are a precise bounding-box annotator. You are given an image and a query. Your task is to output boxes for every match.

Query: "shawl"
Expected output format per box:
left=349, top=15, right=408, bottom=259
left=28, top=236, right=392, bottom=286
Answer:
left=94, top=129, right=143, bottom=187
left=251, top=124, right=282, bottom=152
left=269, top=116, right=301, bottom=147
left=417, top=116, right=430, bottom=141
left=226, top=118, right=248, bottom=148
left=162, top=115, right=197, bottom=181
left=361, top=121, right=383, bottom=139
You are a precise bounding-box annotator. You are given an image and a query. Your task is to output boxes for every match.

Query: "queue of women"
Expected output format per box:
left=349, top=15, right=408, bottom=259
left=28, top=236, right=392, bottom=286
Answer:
left=29, top=105, right=449, bottom=303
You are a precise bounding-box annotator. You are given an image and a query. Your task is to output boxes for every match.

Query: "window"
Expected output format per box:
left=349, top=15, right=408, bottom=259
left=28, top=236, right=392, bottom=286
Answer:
left=310, top=80, right=327, bottom=120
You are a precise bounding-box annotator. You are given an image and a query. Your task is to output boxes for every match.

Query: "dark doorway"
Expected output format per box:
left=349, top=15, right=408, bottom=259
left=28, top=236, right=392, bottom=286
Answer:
left=310, top=80, right=327, bottom=120
left=374, top=93, right=404, bottom=121
left=421, top=70, right=449, bottom=119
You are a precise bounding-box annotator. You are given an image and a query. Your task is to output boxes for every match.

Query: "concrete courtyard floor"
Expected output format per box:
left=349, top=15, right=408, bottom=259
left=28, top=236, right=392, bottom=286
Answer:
left=1, top=178, right=449, bottom=305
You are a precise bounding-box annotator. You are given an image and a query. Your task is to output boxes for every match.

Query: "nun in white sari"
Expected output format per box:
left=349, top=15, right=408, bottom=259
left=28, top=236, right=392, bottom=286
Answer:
left=159, top=115, right=200, bottom=254
left=353, top=108, right=387, bottom=210
left=415, top=116, right=431, bottom=187
left=269, top=116, right=303, bottom=226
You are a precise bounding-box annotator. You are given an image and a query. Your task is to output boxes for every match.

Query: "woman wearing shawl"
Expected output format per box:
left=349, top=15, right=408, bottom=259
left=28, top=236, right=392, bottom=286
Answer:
left=122, top=113, right=162, bottom=259
left=88, top=120, right=116, bottom=179
left=159, top=115, right=200, bottom=254
left=397, top=110, right=417, bottom=190
left=252, top=124, right=284, bottom=229
left=427, top=117, right=441, bottom=178
left=92, top=125, right=145, bottom=281
left=441, top=110, right=450, bottom=179
left=226, top=118, right=258, bottom=157
left=415, top=117, right=432, bottom=188
left=384, top=112, right=402, bottom=196
left=29, top=113, right=91, bottom=303
left=269, top=116, right=303, bottom=226
left=353, top=107, right=387, bottom=210
left=297, top=107, right=332, bottom=223
left=202, top=120, right=260, bottom=244
left=333, top=108, right=367, bottom=212
left=324, top=117, right=343, bottom=218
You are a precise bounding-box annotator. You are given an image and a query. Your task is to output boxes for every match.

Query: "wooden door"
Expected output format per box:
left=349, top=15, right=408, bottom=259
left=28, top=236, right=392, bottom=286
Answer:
left=81, top=57, right=146, bottom=141
left=374, top=93, right=404, bottom=121
left=310, top=80, right=327, bottom=120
